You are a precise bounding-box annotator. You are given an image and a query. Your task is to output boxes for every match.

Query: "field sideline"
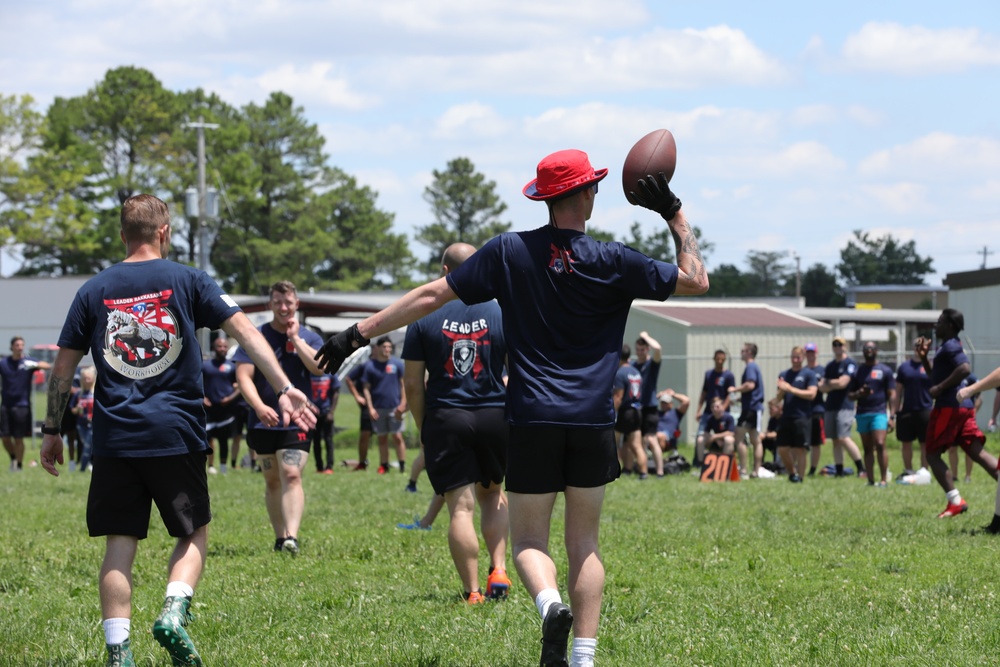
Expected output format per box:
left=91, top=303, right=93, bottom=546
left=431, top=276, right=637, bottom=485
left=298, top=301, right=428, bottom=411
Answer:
left=4, top=432, right=1000, bottom=666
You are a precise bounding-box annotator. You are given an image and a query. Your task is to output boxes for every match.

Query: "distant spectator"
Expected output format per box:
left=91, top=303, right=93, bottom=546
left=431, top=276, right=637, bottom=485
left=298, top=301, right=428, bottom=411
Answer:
left=820, top=337, right=865, bottom=478
left=631, top=332, right=663, bottom=475
left=803, top=343, right=827, bottom=476
left=694, top=350, right=735, bottom=464
left=656, top=389, right=690, bottom=457
left=362, top=337, right=408, bottom=475
left=1, top=336, right=52, bottom=471
left=847, top=341, right=896, bottom=486
left=773, top=346, right=818, bottom=483
left=614, top=344, right=646, bottom=478
left=730, top=342, right=765, bottom=478
left=892, top=337, right=933, bottom=476
left=310, top=372, right=340, bottom=473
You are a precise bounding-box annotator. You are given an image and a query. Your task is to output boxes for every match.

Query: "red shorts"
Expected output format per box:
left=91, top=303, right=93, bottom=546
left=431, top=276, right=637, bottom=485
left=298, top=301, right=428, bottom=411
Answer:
left=925, top=407, right=984, bottom=454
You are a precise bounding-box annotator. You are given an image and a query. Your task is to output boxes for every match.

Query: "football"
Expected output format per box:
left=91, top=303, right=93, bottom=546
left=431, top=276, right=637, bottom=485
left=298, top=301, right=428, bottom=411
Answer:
left=622, top=129, right=676, bottom=203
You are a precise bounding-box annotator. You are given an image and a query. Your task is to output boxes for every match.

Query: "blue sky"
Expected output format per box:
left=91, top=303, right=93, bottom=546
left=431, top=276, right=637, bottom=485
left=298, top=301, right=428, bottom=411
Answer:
left=2, top=0, right=999, bottom=284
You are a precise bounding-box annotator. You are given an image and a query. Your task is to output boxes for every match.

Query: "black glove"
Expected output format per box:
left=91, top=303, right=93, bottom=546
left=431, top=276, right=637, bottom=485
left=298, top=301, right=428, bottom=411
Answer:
left=628, top=172, right=682, bottom=221
left=314, top=323, right=370, bottom=373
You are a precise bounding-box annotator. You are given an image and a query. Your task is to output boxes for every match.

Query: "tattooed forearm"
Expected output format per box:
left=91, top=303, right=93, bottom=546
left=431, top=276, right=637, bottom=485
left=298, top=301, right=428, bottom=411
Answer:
left=670, top=217, right=707, bottom=285
left=46, top=375, right=74, bottom=427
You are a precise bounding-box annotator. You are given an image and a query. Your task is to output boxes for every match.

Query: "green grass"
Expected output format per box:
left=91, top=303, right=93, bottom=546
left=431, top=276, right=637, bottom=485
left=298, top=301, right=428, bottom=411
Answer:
left=5, top=434, right=1000, bottom=666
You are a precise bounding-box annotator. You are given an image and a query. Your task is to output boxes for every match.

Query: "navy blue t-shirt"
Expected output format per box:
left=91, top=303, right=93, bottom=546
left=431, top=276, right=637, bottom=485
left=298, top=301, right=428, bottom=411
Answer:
left=823, top=357, right=857, bottom=411
left=232, top=323, right=324, bottom=431
left=310, top=373, right=340, bottom=415
left=895, top=359, right=932, bottom=413
left=0, top=356, right=41, bottom=406
left=807, top=365, right=826, bottom=414
left=707, top=412, right=736, bottom=434
left=658, top=407, right=684, bottom=443
left=361, top=357, right=405, bottom=409
left=202, top=357, right=237, bottom=405
left=614, top=364, right=643, bottom=411
left=631, top=358, right=661, bottom=408
left=402, top=300, right=506, bottom=411
left=740, top=361, right=765, bottom=413
left=780, top=367, right=818, bottom=421
left=850, top=363, right=896, bottom=415
left=446, top=227, right=678, bottom=427
left=702, top=368, right=736, bottom=411
left=57, top=259, right=240, bottom=457
left=958, top=373, right=979, bottom=410
left=931, top=338, right=969, bottom=408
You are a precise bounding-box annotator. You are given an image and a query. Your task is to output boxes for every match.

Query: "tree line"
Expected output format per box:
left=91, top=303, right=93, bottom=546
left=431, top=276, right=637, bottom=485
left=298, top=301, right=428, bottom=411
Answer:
left=1, top=67, right=934, bottom=303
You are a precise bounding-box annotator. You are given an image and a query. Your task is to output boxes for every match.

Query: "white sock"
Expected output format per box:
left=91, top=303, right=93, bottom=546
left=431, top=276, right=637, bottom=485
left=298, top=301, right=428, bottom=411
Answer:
left=947, top=488, right=962, bottom=505
left=535, top=588, right=562, bottom=620
left=103, top=618, right=130, bottom=646
left=570, top=637, right=597, bottom=667
left=166, top=581, right=194, bottom=599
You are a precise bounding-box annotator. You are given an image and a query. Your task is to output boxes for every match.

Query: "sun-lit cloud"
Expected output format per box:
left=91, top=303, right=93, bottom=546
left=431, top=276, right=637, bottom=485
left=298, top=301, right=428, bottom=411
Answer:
left=861, top=182, right=927, bottom=214
left=842, top=22, right=1000, bottom=74
left=858, top=132, right=1000, bottom=178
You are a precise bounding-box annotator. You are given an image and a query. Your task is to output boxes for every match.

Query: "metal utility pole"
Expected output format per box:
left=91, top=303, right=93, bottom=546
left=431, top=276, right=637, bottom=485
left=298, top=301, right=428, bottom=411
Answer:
left=182, top=116, right=219, bottom=354
left=791, top=251, right=801, bottom=300
left=182, top=116, right=219, bottom=274
left=979, top=245, right=994, bottom=270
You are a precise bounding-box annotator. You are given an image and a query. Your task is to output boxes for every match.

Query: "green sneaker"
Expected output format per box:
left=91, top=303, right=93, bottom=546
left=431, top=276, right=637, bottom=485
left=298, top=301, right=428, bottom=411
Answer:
left=152, top=596, right=204, bottom=666
left=106, top=639, right=135, bottom=667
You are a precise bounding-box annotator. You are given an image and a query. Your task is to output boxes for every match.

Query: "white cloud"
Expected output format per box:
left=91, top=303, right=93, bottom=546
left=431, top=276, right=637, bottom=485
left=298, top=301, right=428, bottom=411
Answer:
left=861, top=183, right=927, bottom=214
left=858, top=132, right=1000, bottom=178
left=701, top=188, right=722, bottom=199
left=842, top=22, right=1000, bottom=74
left=213, top=63, right=376, bottom=111
left=789, top=104, right=838, bottom=126
left=433, top=103, right=511, bottom=140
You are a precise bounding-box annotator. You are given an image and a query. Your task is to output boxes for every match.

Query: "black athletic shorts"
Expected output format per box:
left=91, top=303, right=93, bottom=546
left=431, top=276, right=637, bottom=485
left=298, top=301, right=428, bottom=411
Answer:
left=359, top=411, right=372, bottom=433
left=0, top=404, right=32, bottom=438
left=506, top=425, right=620, bottom=494
left=640, top=406, right=660, bottom=436
left=615, top=406, right=641, bottom=434
left=810, top=413, right=826, bottom=446
left=897, top=410, right=931, bottom=443
left=421, top=407, right=507, bottom=496
left=87, top=452, right=210, bottom=539
left=776, top=418, right=811, bottom=448
left=247, top=428, right=311, bottom=454
left=737, top=408, right=761, bottom=430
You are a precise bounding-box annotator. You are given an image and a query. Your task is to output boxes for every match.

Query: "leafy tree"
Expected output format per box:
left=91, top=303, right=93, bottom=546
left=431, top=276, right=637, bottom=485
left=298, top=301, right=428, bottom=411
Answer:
left=837, top=229, right=934, bottom=286
left=705, top=263, right=750, bottom=298
left=417, top=157, right=510, bottom=275
left=0, top=94, right=45, bottom=254
left=797, top=263, right=844, bottom=307
left=743, top=250, right=792, bottom=297
left=587, top=225, right=616, bottom=243
left=624, top=221, right=714, bottom=264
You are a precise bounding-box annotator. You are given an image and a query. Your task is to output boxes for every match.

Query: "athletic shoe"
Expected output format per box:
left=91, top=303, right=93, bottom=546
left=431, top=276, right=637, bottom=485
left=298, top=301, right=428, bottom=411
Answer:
left=207, top=466, right=217, bottom=475
left=219, top=464, right=227, bottom=474
left=321, top=468, right=334, bottom=475
left=486, top=568, right=511, bottom=600
left=106, top=639, right=135, bottom=667
left=377, top=464, right=389, bottom=475
left=466, top=590, right=486, bottom=605
left=273, top=537, right=286, bottom=552
left=938, top=500, right=968, bottom=518
left=405, top=481, right=417, bottom=493
left=788, top=474, right=803, bottom=483
left=397, top=515, right=431, bottom=530
left=282, top=537, right=300, bottom=555
left=152, top=596, right=203, bottom=666
left=858, top=470, right=867, bottom=479
left=540, top=602, right=573, bottom=667
left=69, top=461, right=76, bottom=473
left=873, top=481, right=888, bottom=488
left=353, top=461, right=368, bottom=471
left=981, top=518, right=1000, bottom=534
left=756, top=467, right=776, bottom=479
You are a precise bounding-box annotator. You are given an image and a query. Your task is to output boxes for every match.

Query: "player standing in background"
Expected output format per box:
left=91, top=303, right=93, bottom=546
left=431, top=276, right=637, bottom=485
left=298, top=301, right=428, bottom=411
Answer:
left=613, top=344, right=646, bottom=478
left=730, top=342, right=765, bottom=478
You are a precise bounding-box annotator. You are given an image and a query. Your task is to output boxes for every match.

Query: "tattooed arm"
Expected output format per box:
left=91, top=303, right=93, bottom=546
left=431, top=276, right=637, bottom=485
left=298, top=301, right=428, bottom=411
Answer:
left=40, top=347, right=86, bottom=477
left=667, top=209, right=710, bottom=296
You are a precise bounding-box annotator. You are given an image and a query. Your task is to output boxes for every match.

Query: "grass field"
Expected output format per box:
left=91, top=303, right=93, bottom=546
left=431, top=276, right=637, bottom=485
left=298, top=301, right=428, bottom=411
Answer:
left=4, top=428, right=1000, bottom=666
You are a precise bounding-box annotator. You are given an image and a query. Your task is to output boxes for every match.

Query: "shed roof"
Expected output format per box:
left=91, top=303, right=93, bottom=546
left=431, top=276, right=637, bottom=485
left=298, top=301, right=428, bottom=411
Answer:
left=634, top=301, right=829, bottom=329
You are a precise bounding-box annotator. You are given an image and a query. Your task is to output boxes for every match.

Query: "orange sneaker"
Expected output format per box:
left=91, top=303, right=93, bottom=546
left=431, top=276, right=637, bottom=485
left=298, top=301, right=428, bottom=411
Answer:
left=466, top=590, right=486, bottom=605
left=486, top=568, right=512, bottom=600
left=938, top=500, right=968, bottom=518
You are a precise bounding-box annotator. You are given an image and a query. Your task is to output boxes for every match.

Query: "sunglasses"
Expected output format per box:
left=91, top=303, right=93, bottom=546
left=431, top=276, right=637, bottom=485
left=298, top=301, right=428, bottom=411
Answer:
left=832, top=342, right=844, bottom=347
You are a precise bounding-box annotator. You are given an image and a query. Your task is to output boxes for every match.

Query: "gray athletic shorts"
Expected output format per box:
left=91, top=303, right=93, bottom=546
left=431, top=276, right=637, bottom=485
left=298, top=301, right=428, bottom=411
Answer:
left=372, top=413, right=404, bottom=435
left=826, top=409, right=855, bottom=439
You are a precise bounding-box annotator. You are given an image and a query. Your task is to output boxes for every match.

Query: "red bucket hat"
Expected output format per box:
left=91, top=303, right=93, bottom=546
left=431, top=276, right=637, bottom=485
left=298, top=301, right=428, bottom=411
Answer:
left=523, top=149, right=608, bottom=201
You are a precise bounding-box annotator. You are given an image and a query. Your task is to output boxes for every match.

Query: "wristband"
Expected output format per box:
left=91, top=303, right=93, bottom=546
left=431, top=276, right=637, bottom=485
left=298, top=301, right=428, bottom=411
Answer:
left=41, top=425, right=61, bottom=435
left=278, top=383, right=294, bottom=397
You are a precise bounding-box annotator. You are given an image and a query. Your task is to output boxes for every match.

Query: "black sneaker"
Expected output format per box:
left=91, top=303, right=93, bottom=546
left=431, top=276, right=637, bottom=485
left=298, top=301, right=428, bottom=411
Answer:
left=282, top=536, right=300, bottom=555
left=540, top=602, right=573, bottom=667
left=273, top=537, right=286, bottom=552
left=789, top=474, right=803, bottom=483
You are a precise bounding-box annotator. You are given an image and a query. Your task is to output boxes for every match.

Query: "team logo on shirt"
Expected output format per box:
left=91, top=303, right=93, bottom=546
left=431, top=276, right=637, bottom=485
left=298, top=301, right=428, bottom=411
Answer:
left=548, top=244, right=575, bottom=274
left=102, top=291, right=182, bottom=379
left=869, top=369, right=883, bottom=380
left=441, top=319, right=490, bottom=378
